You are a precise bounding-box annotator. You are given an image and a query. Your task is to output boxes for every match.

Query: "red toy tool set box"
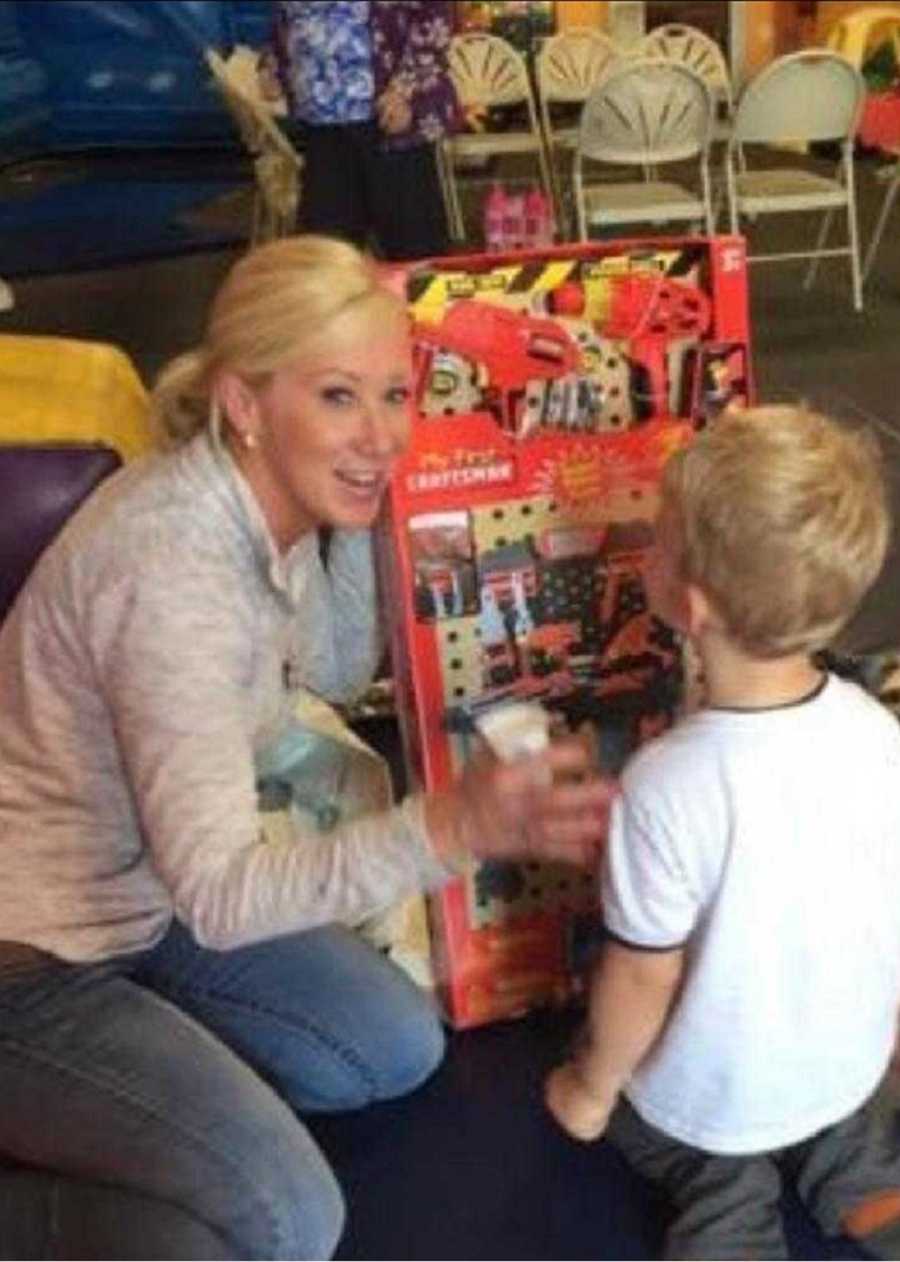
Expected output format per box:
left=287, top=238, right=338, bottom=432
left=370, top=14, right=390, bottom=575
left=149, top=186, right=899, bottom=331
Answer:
left=377, top=236, right=751, bottom=1029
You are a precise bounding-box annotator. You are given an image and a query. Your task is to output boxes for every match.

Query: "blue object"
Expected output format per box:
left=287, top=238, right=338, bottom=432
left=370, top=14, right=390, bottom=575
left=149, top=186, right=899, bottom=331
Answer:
left=3, top=0, right=276, bottom=150
left=0, top=168, right=248, bottom=276
left=0, top=2, right=49, bottom=146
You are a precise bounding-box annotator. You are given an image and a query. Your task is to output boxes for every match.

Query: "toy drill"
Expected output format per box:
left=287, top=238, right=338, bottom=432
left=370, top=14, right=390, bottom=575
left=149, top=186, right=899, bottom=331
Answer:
left=546, top=274, right=713, bottom=420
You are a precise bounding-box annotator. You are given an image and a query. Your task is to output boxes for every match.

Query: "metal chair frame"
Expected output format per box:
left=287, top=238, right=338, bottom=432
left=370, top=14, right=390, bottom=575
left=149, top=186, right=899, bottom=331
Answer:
left=724, top=50, right=866, bottom=312
left=442, top=32, right=554, bottom=242
left=573, top=58, right=715, bottom=242
left=864, top=153, right=900, bottom=282
left=535, top=27, right=622, bottom=232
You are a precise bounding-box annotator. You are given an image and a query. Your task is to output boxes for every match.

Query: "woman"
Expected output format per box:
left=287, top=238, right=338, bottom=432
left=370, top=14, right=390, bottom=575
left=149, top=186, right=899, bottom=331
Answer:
left=0, top=236, right=612, bottom=1260
left=265, top=1, right=457, bottom=260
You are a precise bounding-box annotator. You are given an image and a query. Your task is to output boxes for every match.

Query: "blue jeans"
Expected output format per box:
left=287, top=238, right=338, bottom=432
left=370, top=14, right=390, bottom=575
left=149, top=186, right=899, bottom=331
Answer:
left=0, top=922, right=445, bottom=1259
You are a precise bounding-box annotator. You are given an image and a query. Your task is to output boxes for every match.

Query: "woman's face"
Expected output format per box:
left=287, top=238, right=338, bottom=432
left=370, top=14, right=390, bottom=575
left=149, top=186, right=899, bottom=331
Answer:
left=237, top=312, right=412, bottom=549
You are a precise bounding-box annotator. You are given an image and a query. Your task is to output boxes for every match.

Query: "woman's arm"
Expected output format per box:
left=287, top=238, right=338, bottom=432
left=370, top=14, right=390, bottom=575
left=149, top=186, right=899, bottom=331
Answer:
left=88, top=539, right=438, bottom=948
left=93, top=540, right=612, bottom=950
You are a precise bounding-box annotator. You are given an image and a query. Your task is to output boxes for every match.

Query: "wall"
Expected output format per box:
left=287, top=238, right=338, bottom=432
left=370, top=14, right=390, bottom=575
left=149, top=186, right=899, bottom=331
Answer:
left=556, top=1, right=609, bottom=29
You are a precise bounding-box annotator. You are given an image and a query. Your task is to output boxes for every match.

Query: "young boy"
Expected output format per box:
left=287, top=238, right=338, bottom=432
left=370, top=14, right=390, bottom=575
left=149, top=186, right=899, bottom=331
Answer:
left=545, top=405, right=900, bottom=1260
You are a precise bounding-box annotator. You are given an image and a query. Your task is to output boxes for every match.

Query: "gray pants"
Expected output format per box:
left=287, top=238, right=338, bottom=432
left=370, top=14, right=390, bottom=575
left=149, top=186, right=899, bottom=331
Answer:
left=607, top=1086, right=900, bottom=1259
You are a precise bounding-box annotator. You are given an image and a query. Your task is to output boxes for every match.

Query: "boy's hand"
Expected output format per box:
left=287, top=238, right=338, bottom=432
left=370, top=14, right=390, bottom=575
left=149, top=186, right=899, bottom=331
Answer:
left=544, top=1062, right=618, bottom=1142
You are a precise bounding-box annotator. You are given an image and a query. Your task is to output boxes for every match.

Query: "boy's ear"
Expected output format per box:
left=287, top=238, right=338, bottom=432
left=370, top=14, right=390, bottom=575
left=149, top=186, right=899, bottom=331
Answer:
left=685, top=583, right=720, bottom=639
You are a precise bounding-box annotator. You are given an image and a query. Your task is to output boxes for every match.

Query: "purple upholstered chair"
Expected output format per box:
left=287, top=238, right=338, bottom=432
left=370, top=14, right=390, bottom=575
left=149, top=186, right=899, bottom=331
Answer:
left=0, top=443, right=121, bottom=624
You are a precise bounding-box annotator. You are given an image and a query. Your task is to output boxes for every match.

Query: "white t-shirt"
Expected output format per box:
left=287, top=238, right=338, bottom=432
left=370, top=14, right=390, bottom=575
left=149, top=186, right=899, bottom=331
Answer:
left=602, top=673, right=900, bottom=1155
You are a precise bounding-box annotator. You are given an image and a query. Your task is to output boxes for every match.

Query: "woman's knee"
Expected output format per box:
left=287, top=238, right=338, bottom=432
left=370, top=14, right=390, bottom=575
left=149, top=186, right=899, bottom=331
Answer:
left=376, top=983, right=445, bottom=1100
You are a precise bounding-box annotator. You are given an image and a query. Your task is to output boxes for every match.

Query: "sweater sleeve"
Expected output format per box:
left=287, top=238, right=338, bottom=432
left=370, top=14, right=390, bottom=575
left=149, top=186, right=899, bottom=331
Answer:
left=87, top=543, right=447, bottom=950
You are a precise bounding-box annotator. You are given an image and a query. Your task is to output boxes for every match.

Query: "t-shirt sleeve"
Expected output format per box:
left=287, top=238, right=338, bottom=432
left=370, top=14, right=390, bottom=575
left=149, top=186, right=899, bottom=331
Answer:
left=601, top=789, right=699, bottom=950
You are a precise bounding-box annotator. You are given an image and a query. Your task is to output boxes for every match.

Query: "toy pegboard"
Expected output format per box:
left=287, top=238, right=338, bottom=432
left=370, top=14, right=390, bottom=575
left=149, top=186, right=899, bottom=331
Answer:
left=377, top=236, right=752, bottom=1029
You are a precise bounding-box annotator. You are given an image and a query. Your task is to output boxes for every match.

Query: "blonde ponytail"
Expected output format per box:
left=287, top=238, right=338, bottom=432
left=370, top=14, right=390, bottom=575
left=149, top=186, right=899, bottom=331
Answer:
left=151, top=348, right=211, bottom=447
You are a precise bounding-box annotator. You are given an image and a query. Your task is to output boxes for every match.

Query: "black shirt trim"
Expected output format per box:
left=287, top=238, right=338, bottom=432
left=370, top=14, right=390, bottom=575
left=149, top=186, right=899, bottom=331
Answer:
left=604, top=927, right=689, bottom=953
left=708, top=671, right=828, bottom=714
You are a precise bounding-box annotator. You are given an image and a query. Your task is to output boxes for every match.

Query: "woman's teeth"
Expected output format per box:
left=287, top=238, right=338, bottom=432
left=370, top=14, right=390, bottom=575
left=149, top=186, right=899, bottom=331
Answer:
left=337, top=470, right=380, bottom=491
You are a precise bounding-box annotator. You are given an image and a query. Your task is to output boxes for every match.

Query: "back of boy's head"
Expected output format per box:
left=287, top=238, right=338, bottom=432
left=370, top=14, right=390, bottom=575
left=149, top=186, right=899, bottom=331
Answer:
left=661, top=405, right=891, bottom=658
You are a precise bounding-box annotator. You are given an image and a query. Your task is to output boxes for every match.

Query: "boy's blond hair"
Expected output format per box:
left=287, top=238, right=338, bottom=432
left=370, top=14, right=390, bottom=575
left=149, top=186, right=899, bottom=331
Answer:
left=661, top=405, right=890, bottom=658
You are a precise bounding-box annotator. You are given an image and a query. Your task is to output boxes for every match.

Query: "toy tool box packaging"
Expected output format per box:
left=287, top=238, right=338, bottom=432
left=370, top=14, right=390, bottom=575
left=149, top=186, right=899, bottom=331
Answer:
left=378, top=237, right=751, bottom=1029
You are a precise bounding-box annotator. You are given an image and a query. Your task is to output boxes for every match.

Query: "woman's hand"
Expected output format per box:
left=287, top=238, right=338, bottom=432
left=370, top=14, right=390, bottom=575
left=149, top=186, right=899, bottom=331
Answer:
left=377, top=85, right=412, bottom=135
left=424, top=735, right=615, bottom=871
left=544, top=1061, right=617, bottom=1143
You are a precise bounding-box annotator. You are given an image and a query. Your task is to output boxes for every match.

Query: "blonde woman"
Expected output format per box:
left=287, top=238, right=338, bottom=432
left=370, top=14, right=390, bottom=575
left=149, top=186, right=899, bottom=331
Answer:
left=0, top=236, right=612, bottom=1260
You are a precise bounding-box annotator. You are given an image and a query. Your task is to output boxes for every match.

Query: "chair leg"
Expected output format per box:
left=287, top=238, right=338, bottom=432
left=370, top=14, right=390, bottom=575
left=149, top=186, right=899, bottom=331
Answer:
left=863, top=173, right=900, bottom=281
left=802, top=208, right=835, bottom=292
left=436, top=141, right=464, bottom=243
left=701, top=162, right=714, bottom=236
left=441, top=144, right=466, bottom=243
left=536, top=144, right=557, bottom=238
left=573, top=163, right=587, bottom=242
left=846, top=184, right=863, bottom=312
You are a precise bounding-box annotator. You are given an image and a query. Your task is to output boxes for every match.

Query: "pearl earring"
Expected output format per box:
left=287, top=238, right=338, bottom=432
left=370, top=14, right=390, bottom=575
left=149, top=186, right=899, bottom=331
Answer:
left=243, top=432, right=257, bottom=450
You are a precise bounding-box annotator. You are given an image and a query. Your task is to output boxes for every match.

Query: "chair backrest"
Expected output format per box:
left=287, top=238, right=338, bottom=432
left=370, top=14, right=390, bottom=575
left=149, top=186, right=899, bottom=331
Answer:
left=536, top=28, right=621, bottom=106
left=635, top=22, right=733, bottom=108
left=732, top=50, right=865, bottom=146
left=0, top=444, right=121, bottom=623
left=578, top=59, right=713, bottom=166
left=448, top=32, right=533, bottom=109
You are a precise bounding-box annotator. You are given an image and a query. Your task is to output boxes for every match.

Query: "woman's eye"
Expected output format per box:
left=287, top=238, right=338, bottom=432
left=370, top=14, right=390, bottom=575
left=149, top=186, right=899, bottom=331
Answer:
left=322, top=386, right=355, bottom=406
left=386, top=385, right=411, bottom=406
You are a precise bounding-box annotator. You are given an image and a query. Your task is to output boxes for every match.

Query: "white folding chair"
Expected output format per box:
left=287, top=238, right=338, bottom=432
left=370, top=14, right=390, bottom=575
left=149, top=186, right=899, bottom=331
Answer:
left=536, top=28, right=621, bottom=154
left=205, top=47, right=303, bottom=244
left=442, top=32, right=554, bottom=242
left=724, top=50, right=866, bottom=312
left=864, top=151, right=900, bottom=282
left=573, top=59, right=715, bottom=242
left=635, top=23, right=734, bottom=131
left=535, top=28, right=622, bottom=232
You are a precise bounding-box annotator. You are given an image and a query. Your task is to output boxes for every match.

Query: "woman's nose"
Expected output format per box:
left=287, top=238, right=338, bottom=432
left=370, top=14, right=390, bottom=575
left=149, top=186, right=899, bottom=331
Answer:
left=361, top=403, right=410, bottom=456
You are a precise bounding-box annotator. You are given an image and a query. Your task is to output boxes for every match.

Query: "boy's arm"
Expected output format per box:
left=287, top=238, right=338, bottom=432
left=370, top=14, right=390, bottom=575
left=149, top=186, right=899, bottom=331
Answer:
left=545, top=940, right=684, bottom=1142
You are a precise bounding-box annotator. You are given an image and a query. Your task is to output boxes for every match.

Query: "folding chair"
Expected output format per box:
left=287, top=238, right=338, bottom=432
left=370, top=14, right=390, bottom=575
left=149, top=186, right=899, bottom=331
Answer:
left=442, top=32, right=554, bottom=242
left=535, top=27, right=622, bottom=232
left=635, top=22, right=735, bottom=131
left=724, top=51, right=866, bottom=311
left=573, top=59, right=715, bottom=242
